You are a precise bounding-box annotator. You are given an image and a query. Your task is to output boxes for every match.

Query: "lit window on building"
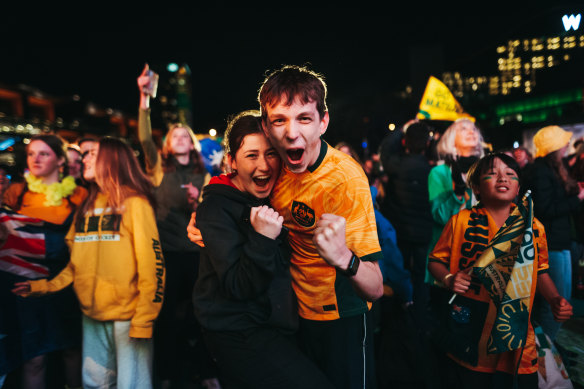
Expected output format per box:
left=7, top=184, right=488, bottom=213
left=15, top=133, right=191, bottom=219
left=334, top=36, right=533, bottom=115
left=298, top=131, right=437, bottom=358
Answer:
left=580, top=35, right=584, bottom=47
left=564, top=54, right=570, bottom=61
left=547, top=37, right=560, bottom=50
left=497, top=46, right=506, bottom=53
left=532, top=56, right=545, bottom=69
left=563, top=36, right=576, bottom=49
left=532, top=38, right=544, bottom=51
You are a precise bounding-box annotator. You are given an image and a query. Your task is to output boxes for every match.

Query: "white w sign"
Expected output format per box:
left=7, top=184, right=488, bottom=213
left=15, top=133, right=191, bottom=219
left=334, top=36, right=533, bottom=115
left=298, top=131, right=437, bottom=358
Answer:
left=563, top=14, right=581, bottom=31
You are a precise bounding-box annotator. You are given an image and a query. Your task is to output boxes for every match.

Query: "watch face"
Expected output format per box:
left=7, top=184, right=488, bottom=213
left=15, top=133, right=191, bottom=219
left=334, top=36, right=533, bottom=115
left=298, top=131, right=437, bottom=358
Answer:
left=347, top=254, right=360, bottom=276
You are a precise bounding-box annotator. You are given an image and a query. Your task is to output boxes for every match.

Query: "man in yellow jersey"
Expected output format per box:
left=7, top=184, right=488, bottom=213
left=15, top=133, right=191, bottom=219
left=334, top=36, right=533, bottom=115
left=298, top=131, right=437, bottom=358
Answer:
left=258, top=65, right=383, bottom=389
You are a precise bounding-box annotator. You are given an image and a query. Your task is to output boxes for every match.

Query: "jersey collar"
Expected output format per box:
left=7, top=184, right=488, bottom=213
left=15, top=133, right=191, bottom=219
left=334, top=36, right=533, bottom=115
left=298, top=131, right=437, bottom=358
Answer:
left=307, top=138, right=327, bottom=173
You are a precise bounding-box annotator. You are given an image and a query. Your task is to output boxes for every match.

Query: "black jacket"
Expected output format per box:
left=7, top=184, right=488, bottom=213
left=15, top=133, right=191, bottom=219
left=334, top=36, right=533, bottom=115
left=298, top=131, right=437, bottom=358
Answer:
left=379, top=132, right=433, bottom=244
left=193, top=176, right=296, bottom=333
left=523, top=158, right=581, bottom=251
left=155, top=158, right=206, bottom=254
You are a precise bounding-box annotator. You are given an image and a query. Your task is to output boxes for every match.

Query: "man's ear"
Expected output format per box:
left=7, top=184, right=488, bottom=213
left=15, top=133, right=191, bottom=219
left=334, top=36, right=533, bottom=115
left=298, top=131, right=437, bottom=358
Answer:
left=319, top=111, right=330, bottom=136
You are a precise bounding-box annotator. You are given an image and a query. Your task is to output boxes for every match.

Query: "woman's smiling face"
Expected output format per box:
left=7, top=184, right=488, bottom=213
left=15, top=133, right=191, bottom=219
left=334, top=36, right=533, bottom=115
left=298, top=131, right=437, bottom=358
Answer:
left=230, top=133, right=281, bottom=199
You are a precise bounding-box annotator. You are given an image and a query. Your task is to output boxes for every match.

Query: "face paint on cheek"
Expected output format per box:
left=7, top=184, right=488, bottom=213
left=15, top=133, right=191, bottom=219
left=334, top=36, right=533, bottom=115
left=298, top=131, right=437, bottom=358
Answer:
left=511, top=177, right=519, bottom=181
left=481, top=176, right=493, bottom=181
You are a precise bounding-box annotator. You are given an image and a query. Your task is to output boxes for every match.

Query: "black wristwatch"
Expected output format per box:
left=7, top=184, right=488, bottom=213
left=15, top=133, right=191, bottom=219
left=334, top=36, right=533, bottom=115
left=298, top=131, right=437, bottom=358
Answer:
left=340, top=252, right=360, bottom=276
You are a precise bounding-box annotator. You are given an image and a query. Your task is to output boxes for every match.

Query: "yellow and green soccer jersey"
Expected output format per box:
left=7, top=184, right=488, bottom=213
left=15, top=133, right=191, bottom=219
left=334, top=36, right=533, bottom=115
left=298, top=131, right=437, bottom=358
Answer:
left=270, top=140, right=382, bottom=321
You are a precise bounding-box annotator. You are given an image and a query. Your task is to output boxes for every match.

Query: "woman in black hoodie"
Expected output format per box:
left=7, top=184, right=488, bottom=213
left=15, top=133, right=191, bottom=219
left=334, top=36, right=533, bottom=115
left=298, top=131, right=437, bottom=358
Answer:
left=193, top=110, right=332, bottom=389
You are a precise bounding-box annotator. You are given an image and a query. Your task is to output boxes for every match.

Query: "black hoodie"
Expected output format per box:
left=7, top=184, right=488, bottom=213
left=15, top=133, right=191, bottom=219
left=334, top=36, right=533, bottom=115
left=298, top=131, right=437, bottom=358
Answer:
left=193, top=174, right=297, bottom=333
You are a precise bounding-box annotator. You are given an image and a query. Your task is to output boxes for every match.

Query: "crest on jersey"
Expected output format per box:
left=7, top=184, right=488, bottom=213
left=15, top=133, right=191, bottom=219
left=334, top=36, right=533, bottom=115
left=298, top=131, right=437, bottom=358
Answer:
left=291, top=201, right=315, bottom=227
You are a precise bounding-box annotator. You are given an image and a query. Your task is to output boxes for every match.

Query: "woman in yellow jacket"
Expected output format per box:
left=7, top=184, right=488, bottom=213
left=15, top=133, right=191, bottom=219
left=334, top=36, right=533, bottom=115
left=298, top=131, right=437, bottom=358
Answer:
left=13, top=137, right=165, bottom=389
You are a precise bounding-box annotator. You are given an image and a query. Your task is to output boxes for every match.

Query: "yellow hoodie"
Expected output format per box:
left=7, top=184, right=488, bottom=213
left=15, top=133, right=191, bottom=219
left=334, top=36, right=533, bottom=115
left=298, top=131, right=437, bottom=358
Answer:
left=28, top=193, right=165, bottom=338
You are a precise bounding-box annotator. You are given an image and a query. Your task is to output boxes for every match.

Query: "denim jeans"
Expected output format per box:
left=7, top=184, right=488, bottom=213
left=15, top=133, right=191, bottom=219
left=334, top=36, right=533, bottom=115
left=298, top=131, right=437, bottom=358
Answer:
left=534, top=249, right=572, bottom=341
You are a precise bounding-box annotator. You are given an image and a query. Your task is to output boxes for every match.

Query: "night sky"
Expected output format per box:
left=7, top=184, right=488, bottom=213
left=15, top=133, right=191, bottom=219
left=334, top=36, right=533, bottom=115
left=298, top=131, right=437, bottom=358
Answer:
left=2, top=4, right=582, bottom=151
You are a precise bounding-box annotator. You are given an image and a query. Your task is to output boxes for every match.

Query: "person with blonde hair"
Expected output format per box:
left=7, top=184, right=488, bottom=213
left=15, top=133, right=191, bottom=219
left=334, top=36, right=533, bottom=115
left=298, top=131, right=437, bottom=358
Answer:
left=427, top=119, right=485, bottom=271
left=137, top=65, right=217, bottom=388
left=424, top=119, right=486, bottom=384
left=13, top=137, right=164, bottom=389
left=524, top=125, right=584, bottom=340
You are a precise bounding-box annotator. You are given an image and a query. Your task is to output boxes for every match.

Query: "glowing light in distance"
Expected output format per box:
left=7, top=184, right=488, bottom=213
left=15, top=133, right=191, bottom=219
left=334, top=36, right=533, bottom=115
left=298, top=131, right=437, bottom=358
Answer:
left=0, top=138, right=15, bottom=150
left=167, top=63, right=179, bottom=72
left=388, top=123, right=396, bottom=131
left=209, top=129, right=217, bottom=137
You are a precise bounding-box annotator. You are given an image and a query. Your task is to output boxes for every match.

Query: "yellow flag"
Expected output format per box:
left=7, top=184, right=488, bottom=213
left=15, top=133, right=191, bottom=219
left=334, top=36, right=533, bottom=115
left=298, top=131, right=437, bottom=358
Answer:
left=416, top=76, right=475, bottom=122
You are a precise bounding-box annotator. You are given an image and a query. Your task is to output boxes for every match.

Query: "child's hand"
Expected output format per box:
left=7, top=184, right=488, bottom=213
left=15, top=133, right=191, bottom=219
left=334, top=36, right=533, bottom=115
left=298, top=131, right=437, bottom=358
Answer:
left=551, top=296, right=573, bottom=322
left=448, top=271, right=471, bottom=294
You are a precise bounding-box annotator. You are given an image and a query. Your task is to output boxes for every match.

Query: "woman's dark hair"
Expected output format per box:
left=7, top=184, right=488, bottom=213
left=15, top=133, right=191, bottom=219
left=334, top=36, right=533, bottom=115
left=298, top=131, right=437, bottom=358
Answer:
left=224, top=110, right=263, bottom=157
left=543, top=149, right=579, bottom=195
left=404, top=122, right=431, bottom=154
left=467, top=152, right=522, bottom=199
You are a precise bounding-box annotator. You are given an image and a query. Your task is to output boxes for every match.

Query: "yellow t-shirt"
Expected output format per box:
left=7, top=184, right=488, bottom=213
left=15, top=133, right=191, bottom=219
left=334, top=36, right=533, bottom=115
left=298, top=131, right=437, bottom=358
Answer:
left=270, top=140, right=382, bottom=321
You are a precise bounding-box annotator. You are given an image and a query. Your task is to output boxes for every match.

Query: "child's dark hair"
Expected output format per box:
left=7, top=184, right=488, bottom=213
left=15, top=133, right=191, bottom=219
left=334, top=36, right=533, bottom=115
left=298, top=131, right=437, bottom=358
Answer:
left=467, top=152, right=522, bottom=200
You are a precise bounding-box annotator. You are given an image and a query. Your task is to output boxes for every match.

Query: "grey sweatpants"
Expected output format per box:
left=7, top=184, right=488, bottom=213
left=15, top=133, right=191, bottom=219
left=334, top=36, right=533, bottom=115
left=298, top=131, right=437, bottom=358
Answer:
left=82, top=315, right=153, bottom=389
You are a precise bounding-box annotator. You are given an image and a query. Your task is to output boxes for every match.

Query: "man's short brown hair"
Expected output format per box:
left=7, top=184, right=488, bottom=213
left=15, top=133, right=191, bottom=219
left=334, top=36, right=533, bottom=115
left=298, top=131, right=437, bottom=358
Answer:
left=258, top=65, right=328, bottom=121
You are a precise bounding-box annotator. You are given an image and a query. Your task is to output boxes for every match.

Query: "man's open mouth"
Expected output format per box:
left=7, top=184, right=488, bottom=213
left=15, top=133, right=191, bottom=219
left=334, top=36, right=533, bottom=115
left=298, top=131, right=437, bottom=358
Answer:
left=287, top=148, right=304, bottom=162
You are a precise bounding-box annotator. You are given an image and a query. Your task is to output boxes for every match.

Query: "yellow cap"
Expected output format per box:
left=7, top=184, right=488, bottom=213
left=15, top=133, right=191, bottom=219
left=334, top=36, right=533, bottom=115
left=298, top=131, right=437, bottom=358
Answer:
left=533, top=125, right=572, bottom=158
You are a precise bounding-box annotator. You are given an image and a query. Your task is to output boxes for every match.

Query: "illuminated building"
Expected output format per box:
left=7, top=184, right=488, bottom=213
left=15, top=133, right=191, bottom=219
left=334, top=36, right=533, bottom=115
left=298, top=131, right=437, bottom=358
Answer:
left=151, top=63, right=194, bottom=130
left=441, top=9, right=584, bottom=131
left=442, top=32, right=583, bottom=98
